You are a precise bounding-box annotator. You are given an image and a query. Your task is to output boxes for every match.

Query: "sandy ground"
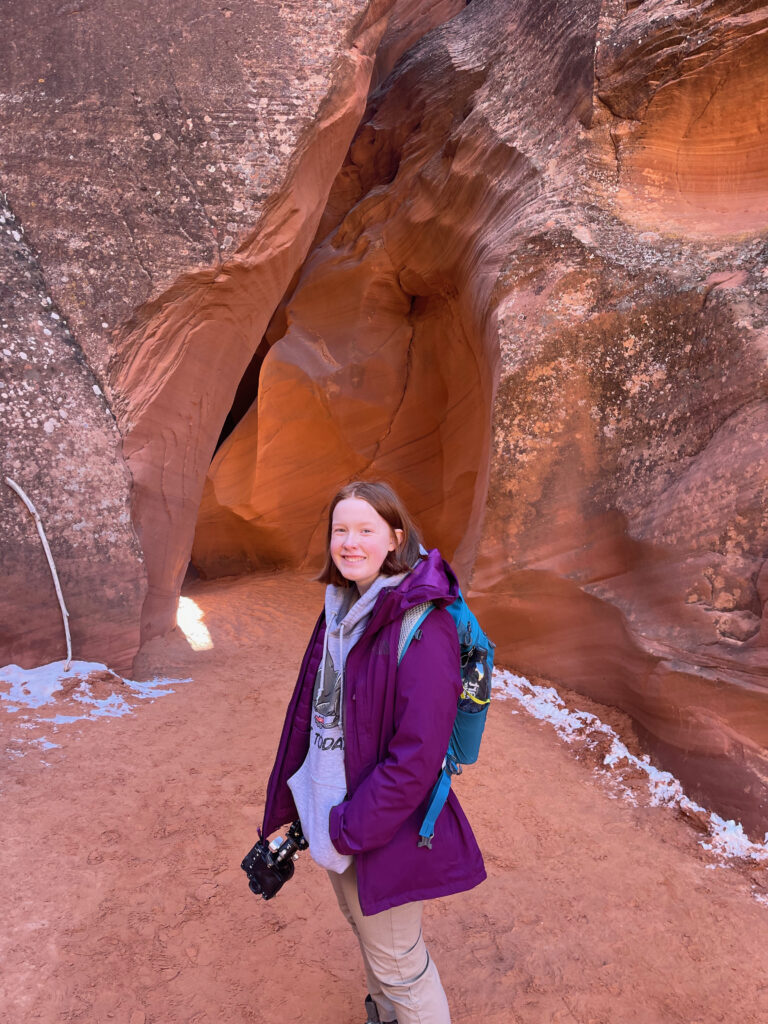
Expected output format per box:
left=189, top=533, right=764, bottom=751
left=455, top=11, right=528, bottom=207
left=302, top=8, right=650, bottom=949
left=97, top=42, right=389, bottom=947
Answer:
left=2, top=570, right=768, bottom=1024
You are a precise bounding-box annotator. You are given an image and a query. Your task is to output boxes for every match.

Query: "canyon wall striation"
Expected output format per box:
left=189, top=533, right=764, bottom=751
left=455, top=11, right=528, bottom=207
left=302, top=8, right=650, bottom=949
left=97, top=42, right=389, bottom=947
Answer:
left=2, top=0, right=767, bottom=832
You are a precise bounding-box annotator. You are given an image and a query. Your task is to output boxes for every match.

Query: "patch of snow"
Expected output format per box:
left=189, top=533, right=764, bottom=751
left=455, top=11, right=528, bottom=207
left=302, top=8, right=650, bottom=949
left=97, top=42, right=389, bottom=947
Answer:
left=703, top=816, right=768, bottom=862
left=0, top=659, right=191, bottom=723
left=29, top=737, right=60, bottom=751
left=494, top=672, right=613, bottom=742
left=493, top=668, right=768, bottom=866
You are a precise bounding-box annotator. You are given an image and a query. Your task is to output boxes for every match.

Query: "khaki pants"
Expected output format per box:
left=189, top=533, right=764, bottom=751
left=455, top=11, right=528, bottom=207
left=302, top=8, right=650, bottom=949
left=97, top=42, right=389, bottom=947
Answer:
left=328, top=863, right=451, bottom=1024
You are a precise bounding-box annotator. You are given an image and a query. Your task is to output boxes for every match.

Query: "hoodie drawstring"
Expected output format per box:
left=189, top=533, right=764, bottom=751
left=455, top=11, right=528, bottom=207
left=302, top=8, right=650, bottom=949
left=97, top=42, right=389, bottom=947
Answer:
left=318, top=619, right=330, bottom=701
left=338, top=622, right=345, bottom=731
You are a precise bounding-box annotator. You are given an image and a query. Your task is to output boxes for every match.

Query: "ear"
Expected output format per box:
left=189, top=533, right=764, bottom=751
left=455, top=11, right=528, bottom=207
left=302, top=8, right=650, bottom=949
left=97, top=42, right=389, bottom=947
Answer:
left=390, top=528, right=404, bottom=552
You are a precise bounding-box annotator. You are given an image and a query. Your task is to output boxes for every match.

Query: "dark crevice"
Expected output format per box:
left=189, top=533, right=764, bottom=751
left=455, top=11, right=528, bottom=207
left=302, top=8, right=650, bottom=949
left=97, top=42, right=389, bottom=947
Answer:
left=212, top=259, right=304, bottom=456
left=214, top=335, right=270, bottom=452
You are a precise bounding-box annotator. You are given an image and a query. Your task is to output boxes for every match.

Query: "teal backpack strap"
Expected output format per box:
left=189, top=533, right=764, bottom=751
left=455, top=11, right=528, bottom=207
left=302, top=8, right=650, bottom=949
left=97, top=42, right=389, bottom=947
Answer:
left=418, top=767, right=453, bottom=849
left=418, top=747, right=463, bottom=848
left=396, top=601, right=462, bottom=850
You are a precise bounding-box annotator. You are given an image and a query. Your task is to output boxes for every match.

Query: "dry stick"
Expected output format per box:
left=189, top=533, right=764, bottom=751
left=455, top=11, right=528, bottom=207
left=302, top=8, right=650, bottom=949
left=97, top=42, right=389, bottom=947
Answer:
left=5, top=476, right=72, bottom=671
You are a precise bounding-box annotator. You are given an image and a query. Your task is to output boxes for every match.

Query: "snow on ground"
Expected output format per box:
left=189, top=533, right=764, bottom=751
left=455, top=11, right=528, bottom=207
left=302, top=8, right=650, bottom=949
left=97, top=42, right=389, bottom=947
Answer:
left=0, top=659, right=190, bottom=714
left=0, top=659, right=191, bottom=754
left=493, top=668, right=768, bottom=870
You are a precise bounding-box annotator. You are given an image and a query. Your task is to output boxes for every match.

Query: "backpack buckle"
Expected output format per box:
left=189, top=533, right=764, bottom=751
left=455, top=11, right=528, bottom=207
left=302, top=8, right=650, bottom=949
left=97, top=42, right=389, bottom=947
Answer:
left=418, top=834, right=433, bottom=849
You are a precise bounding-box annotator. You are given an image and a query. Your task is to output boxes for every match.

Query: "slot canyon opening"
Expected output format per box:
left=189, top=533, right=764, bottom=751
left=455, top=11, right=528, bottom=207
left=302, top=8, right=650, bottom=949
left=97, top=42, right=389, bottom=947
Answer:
left=190, top=269, right=493, bottom=583
left=214, top=338, right=270, bottom=454
left=213, top=265, right=306, bottom=457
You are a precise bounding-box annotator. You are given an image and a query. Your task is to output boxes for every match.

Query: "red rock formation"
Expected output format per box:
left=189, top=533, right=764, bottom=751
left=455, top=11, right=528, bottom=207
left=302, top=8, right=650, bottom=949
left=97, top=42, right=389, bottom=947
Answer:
left=371, top=0, right=466, bottom=89
left=0, top=197, right=145, bottom=672
left=192, top=0, right=566, bottom=575
left=594, top=0, right=768, bottom=236
left=194, top=0, right=768, bottom=834
left=1, top=0, right=463, bottom=654
left=112, top=1, right=467, bottom=641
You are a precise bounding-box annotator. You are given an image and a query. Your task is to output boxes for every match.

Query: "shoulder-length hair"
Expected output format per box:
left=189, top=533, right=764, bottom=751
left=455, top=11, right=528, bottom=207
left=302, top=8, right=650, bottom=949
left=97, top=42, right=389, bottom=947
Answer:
left=316, top=480, right=425, bottom=586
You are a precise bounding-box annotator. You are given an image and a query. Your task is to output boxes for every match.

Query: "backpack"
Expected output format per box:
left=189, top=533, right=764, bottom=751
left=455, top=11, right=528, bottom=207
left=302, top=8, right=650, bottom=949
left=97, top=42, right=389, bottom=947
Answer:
left=397, top=591, right=495, bottom=848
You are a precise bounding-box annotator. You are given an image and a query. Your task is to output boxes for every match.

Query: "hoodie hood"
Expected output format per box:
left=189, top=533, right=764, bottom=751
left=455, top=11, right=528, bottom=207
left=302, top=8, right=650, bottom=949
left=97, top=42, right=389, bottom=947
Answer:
left=323, top=568, right=408, bottom=675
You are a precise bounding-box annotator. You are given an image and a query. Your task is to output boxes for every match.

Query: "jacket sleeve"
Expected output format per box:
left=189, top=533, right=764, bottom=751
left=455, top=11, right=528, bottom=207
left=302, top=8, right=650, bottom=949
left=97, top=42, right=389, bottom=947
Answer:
left=328, top=607, right=461, bottom=855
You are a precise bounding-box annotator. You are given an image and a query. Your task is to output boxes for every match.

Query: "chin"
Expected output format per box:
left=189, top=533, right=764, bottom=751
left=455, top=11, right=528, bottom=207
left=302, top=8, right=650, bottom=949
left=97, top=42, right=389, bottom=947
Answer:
left=338, top=560, right=365, bottom=575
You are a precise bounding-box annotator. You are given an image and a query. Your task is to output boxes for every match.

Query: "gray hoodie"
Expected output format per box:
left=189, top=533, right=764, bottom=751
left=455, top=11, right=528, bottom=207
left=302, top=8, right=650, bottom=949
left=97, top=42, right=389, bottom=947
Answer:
left=287, top=570, right=407, bottom=872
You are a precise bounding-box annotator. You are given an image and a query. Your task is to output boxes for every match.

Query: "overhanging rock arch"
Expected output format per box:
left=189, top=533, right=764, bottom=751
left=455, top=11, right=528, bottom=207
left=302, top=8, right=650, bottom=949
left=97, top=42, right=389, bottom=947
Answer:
left=190, top=28, right=536, bottom=581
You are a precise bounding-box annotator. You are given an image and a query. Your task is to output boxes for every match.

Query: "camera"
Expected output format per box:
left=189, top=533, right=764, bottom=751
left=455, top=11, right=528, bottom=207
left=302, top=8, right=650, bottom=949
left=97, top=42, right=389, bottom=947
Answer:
left=241, top=820, right=309, bottom=900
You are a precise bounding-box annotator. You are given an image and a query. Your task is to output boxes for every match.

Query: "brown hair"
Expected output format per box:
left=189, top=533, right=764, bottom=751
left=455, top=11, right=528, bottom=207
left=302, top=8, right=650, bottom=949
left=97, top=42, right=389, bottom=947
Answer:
left=316, top=480, right=425, bottom=586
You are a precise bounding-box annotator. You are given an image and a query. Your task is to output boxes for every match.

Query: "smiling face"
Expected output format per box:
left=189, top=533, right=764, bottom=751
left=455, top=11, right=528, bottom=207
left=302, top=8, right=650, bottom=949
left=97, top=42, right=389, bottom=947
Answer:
left=330, top=496, right=404, bottom=594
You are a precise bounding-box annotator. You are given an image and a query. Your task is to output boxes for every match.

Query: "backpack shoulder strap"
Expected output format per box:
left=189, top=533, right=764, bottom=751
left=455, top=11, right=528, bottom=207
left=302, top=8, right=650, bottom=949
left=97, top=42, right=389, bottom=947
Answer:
left=397, top=601, right=434, bottom=664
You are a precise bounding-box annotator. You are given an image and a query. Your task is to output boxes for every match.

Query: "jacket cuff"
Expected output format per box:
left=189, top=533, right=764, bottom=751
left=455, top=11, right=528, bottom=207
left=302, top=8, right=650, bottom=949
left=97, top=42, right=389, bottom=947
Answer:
left=329, top=802, right=353, bottom=855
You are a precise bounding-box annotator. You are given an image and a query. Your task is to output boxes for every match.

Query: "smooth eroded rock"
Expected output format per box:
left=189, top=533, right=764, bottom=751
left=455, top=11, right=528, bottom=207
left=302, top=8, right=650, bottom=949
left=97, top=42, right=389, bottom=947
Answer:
left=0, top=197, right=145, bottom=672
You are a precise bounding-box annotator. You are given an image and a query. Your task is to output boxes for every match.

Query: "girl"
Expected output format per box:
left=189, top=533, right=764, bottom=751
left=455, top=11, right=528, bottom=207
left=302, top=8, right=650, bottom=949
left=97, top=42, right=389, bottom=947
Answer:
left=261, top=481, right=486, bottom=1024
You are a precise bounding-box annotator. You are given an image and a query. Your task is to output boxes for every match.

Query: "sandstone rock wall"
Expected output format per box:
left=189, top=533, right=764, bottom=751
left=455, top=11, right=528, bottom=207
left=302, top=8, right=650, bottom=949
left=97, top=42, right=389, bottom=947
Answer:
left=595, top=0, right=768, bottom=236
left=0, top=196, right=145, bottom=672
left=192, top=25, right=506, bottom=579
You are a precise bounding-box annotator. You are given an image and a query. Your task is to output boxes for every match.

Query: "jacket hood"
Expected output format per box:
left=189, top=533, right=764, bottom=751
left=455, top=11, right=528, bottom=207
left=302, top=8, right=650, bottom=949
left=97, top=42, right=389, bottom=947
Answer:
left=371, top=548, right=460, bottom=630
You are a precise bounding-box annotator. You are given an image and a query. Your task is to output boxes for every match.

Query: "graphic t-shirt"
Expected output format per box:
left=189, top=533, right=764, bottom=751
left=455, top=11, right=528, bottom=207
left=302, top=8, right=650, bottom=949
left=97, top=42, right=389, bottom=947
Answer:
left=287, top=649, right=351, bottom=873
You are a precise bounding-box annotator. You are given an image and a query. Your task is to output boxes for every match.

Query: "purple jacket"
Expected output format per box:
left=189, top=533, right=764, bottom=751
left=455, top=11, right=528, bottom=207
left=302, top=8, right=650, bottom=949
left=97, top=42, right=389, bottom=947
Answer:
left=262, top=549, right=487, bottom=916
